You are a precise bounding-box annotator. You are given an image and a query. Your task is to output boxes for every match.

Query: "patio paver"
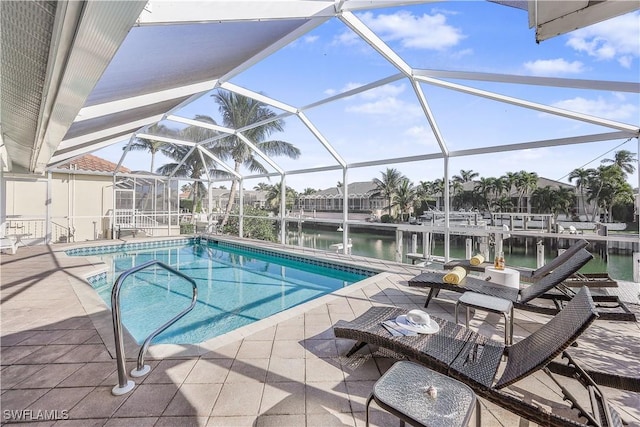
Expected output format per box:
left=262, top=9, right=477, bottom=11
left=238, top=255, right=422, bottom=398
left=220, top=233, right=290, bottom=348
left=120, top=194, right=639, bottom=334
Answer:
left=1, top=240, right=639, bottom=426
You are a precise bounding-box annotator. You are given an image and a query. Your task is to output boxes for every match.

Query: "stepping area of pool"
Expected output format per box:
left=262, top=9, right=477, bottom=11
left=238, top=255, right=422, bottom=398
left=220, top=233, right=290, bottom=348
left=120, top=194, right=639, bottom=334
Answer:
left=2, top=237, right=639, bottom=426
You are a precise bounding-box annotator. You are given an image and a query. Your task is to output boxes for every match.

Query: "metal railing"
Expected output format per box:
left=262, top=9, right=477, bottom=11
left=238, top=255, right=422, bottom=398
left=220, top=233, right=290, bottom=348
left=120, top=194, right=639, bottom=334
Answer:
left=111, top=260, right=198, bottom=396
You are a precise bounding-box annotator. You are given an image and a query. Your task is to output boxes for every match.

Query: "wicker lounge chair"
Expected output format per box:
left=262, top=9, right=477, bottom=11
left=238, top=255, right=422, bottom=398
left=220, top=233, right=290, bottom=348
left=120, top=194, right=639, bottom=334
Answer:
left=409, top=248, right=635, bottom=322
left=334, top=287, right=624, bottom=427
left=444, top=238, right=589, bottom=282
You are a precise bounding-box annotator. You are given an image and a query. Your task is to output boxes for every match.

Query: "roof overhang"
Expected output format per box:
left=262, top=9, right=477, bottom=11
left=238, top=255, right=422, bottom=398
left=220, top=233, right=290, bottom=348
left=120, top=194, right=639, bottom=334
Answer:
left=530, top=0, right=640, bottom=42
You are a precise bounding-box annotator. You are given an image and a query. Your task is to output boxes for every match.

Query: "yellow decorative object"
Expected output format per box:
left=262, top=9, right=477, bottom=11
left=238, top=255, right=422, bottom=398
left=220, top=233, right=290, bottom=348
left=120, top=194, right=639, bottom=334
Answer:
left=469, top=254, right=485, bottom=266
left=443, top=266, right=467, bottom=285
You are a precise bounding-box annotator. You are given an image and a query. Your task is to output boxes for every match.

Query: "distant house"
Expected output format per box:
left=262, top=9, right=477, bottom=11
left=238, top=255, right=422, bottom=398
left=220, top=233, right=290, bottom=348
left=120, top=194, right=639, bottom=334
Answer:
left=443, top=176, right=577, bottom=215
left=294, top=181, right=387, bottom=215
left=209, top=188, right=268, bottom=213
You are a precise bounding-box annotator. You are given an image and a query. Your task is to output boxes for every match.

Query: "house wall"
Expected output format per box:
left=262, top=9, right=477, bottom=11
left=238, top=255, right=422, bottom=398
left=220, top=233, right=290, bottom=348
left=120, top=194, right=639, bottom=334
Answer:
left=52, top=173, right=115, bottom=242
left=3, top=172, right=184, bottom=244
left=4, top=173, right=115, bottom=242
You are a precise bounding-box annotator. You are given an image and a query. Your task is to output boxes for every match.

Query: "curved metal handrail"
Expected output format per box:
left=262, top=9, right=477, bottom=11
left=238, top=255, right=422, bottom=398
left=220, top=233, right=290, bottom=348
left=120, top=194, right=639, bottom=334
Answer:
left=111, top=260, right=198, bottom=395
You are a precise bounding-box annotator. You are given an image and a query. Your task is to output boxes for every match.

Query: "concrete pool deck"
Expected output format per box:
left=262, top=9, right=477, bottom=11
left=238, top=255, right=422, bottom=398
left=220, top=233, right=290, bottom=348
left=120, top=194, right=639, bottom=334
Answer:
left=2, top=237, right=639, bottom=426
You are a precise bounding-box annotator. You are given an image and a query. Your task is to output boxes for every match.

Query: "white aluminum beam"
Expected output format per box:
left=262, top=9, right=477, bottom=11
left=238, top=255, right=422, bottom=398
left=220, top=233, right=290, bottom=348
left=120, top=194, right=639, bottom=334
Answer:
left=410, top=79, right=449, bottom=156
left=349, top=152, right=444, bottom=169
left=167, top=114, right=284, bottom=175
left=168, top=146, right=198, bottom=178
left=297, top=112, right=346, bottom=167
left=339, top=11, right=412, bottom=77
left=75, top=80, right=218, bottom=122
left=285, top=164, right=343, bottom=175
left=198, top=148, right=211, bottom=182
left=234, top=133, right=285, bottom=175
left=135, top=134, right=197, bottom=147
left=302, top=74, right=405, bottom=111
left=413, top=69, right=640, bottom=93
left=114, top=135, right=136, bottom=175
left=219, top=82, right=298, bottom=114
left=48, top=133, right=134, bottom=165
left=58, top=114, right=164, bottom=150
left=448, top=131, right=635, bottom=158
left=414, top=75, right=640, bottom=133
left=199, top=147, right=241, bottom=178
left=166, top=115, right=234, bottom=135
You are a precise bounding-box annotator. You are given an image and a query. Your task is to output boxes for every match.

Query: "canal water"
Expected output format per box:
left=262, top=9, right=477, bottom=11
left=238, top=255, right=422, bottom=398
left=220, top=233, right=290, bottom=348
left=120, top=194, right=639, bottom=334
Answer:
left=286, top=226, right=635, bottom=282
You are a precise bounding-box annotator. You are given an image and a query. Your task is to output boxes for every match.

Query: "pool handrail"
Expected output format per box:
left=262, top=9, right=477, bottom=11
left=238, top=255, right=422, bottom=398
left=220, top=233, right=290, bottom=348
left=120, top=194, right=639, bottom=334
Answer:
left=110, top=259, right=198, bottom=396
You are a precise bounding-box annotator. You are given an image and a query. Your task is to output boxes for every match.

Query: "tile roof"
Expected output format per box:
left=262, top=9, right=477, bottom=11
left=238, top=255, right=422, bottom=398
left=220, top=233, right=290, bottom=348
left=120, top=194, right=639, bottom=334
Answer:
left=58, top=154, right=130, bottom=173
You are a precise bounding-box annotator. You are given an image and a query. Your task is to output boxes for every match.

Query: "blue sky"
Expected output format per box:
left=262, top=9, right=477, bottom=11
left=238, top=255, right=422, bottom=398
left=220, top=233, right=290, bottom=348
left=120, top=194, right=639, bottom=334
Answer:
left=96, top=2, right=640, bottom=192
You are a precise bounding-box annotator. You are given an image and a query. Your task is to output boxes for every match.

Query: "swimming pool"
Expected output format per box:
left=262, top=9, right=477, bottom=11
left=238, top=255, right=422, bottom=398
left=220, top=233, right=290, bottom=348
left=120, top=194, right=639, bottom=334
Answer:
left=69, top=238, right=377, bottom=344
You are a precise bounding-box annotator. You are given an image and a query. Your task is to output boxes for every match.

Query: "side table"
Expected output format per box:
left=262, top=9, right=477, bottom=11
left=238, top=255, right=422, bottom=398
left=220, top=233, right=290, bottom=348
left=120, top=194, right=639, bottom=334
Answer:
left=455, top=292, right=514, bottom=346
left=366, top=361, right=479, bottom=427
left=483, top=266, right=520, bottom=289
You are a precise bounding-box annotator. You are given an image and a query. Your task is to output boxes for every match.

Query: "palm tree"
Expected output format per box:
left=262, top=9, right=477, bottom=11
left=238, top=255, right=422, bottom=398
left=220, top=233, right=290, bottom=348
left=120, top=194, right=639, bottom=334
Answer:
left=586, top=165, right=632, bottom=222
left=372, top=168, right=404, bottom=217
left=395, top=178, right=417, bottom=221
left=474, top=177, right=495, bottom=212
left=254, top=182, right=271, bottom=191
left=209, top=91, right=301, bottom=227
left=501, top=172, right=518, bottom=198
left=302, top=188, right=317, bottom=195
left=515, top=171, right=538, bottom=213
left=157, top=116, right=220, bottom=210
left=459, top=169, right=479, bottom=182
left=449, top=180, right=464, bottom=209
left=492, top=196, right=514, bottom=212
left=531, top=186, right=576, bottom=220
left=568, top=168, right=593, bottom=220
left=126, top=123, right=175, bottom=172
left=265, top=184, right=297, bottom=211
left=601, top=149, right=637, bottom=175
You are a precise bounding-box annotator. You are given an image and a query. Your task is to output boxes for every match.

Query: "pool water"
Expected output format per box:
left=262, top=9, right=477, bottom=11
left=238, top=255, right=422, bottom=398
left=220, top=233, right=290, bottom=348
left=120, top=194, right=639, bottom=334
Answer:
left=82, top=241, right=375, bottom=344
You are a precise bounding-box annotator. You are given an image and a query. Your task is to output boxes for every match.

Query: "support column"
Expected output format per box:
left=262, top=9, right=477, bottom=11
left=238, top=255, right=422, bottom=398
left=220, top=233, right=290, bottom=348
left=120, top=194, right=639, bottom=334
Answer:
left=395, top=229, right=403, bottom=263
left=465, top=238, right=472, bottom=259
left=443, top=156, right=450, bottom=262
left=536, top=241, right=545, bottom=268
left=239, top=180, right=244, bottom=238
left=280, top=175, right=286, bottom=244
left=167, top=179, right=171, bottom=236
left=112, top=175, right=117, bottom=239
left=46, top=171, right=52, bottom=244
left=422, top=232, right=430, bottom=259
left=0, top=163, right=6, bottom=237
left=342, top=167, right=349, bottom=255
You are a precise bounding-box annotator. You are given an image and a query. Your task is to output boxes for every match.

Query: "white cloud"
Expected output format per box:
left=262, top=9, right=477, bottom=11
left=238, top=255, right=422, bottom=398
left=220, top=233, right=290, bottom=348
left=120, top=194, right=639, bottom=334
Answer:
left=403, top=126, right=437, bottom=147
left=523, top=58, right=585, bottom=76
left=566, top=11, right=640, bottom=67
left=357, top=10, right=465, bottom=50
left=552, top=96, right=638, bottom=121
left=333, top=30, right=360, bottom=46
left=303, top=35, right=319, bottom=44
left=342, top=83, right=422, bottom=118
